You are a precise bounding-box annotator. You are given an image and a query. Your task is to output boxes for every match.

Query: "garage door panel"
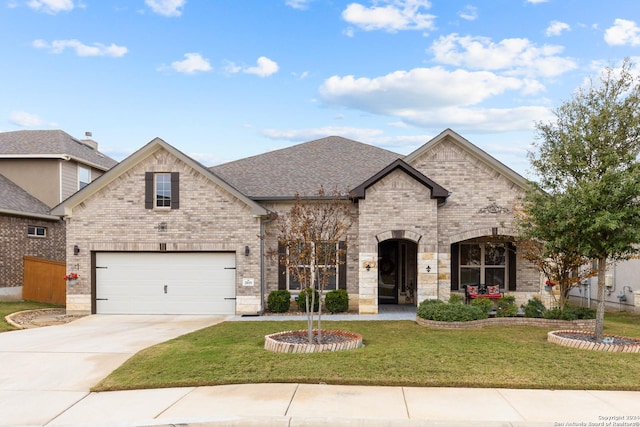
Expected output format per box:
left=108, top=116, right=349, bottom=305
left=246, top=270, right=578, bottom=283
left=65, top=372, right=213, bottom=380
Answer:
left=96, top=252, right=236, bottom=315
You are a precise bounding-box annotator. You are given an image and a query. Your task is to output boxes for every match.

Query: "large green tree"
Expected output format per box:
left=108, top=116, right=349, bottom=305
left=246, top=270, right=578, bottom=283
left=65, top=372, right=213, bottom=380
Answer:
left=524, top=59, right=640, bottom=340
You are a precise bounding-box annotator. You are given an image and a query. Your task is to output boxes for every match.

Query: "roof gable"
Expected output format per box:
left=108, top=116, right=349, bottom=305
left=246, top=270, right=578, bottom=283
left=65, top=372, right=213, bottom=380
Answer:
left=211, top=136, right=401, bottom=199
left=51, top=138, right=268, bottom=217
left=404, top=128, right=528, bottom=189
left=0, top=173, right=57, bottom=219
left=350, top=159, right=449, bottom=203
left=0, top=130, right=118, bottom=170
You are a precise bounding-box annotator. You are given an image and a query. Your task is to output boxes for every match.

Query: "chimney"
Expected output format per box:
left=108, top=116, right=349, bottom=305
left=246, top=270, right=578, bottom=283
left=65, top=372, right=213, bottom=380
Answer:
left=80, top=131, right=98, bottom=150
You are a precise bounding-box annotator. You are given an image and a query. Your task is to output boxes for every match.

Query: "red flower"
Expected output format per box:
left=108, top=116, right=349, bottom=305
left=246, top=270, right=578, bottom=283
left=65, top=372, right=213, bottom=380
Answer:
left=64, top=272, right=79, bottom=281
left=545, top=280, right=556, bottom=287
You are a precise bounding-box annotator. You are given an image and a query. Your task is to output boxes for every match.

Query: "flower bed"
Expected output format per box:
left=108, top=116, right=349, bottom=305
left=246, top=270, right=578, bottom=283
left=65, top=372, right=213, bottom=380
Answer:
left=264, top=329, right=363, bottom=353
left=415, top=316, right=596, bottom=330
left=547, top=330, right=640, bottom=352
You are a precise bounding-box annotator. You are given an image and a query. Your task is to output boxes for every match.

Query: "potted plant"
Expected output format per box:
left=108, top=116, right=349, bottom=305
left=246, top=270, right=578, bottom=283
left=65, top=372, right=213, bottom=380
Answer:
left=64, top=272, right=79, bottom=285
left=544, top=280, right=555, bottom=292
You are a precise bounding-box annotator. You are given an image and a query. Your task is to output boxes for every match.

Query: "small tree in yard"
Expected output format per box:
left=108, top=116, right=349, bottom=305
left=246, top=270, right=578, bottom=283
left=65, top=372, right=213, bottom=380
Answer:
left=267, top=187, right=353, bottom=344
left=523, top=58, right=640, bottom=340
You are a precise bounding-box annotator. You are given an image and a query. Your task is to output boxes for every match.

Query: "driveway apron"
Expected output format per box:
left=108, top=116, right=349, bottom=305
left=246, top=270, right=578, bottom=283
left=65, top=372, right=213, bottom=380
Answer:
left=0, top=314, right=226, bottom=426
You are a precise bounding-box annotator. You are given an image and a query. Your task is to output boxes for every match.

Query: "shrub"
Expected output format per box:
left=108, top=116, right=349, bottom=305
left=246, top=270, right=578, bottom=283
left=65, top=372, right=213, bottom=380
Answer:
left=522, top=298, right=546, bottom=318
left=297, top=287, right=320, bottom=312
left=496, top=295, right=518, bottom=317
left=267, top=290, right=291, bottom=313
left=325, top=289, right=349, bottom=313
left=448, top=293, right=464, bottom=305
left=417, top=299, right=488, bottom=322
left=543, top=304, right=596, bottom=320
left=470, top=298, right=494, bottom=315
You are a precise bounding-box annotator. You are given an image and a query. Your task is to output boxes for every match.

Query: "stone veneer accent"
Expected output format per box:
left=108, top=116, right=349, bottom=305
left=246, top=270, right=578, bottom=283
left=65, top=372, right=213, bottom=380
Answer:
left=416, top=316, right=596, bottom=330
left=264, top=330, right=363, bottom=353
left=547, top=330, right=640, bottom=352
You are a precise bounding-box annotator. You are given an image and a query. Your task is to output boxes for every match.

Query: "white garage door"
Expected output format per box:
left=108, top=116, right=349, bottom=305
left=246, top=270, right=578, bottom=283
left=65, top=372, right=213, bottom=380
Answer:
left=95, top=252, right=236, bottom=315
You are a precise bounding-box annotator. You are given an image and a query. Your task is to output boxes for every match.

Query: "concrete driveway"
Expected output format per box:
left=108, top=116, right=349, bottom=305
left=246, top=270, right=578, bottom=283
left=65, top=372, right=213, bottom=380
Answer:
left=0, top=314, right=227, bottom=425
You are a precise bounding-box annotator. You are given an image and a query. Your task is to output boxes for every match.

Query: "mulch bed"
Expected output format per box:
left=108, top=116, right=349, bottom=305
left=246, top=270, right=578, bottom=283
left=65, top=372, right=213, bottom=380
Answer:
left=6, top=308, right=86, bottom=328
left=554, top=331, right=640, bottom=346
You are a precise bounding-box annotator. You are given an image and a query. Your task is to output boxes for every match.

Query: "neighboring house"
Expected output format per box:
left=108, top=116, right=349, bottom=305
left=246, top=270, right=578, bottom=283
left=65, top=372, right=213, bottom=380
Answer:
left=0, top=173, right=65, bottom=299
left=52, top=129, right=544, bottom=316
left=0, top=130, right=117, bottom=300
left=568, top=260, right=640, bottom=312
left=0, top=130, right=118, bottom=208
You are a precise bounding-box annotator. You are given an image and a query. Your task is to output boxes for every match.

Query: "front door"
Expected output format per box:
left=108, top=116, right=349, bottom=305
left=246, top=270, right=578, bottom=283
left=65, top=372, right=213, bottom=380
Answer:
left=378, top=240, right=417, bottom=305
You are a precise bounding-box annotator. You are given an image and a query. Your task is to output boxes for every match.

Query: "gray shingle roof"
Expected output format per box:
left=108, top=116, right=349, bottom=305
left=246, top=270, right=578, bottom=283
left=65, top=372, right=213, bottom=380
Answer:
left=0, top=173, right=51, bottom=216
left=0, top=130, right=117, bottom=169
left=210, top=136, right=403, bottom=199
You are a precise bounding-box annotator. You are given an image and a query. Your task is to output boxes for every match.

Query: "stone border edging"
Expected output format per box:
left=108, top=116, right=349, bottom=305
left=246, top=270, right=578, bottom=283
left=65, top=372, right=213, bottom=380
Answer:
left=547, top=330, right=640, bottom=353
left=264, top=329, right=363, bottom=353
left=415, top=316, right=596, bottom=330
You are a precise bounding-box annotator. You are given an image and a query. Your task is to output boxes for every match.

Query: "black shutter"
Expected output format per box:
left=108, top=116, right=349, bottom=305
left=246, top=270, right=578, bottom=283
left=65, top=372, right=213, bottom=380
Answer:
left=451, top=242, right=459, bottom=291
left=338, top=241, right=347, bottom=290
left=508, top=242, right=517, bottom=291
left=170, top=172, right=180, bottom=209
left=278, top=242, right=286, bottom=290
left=144, top=172, right=154, bottom=209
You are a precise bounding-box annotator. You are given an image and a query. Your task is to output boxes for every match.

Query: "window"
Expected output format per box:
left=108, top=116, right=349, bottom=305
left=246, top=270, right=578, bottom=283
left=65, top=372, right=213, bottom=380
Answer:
left=78, top=166, right=91, bottom=189
left=278, top=242, right=347, bottom=292
left=145, top=172, right=179, bottom=209
left=460, top=243, right=507, bottom=289
left=155, top=173, right=171, bottom=207
left=28, top=226, right=46, bottom=237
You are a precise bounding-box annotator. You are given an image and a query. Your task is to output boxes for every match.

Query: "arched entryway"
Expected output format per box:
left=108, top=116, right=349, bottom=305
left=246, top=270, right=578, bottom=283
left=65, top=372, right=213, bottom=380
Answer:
left=378, top=239, right=418, bottom=305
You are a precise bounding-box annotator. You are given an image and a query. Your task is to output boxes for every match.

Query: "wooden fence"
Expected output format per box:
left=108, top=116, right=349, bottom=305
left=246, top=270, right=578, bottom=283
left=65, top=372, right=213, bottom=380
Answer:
left=22, top=256, right=66, bottom=306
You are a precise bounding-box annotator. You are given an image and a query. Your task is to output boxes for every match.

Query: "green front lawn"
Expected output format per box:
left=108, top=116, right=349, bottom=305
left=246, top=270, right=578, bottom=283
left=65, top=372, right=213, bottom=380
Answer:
left=94, top=311, right=640, bottom=392
left=0, top=301, right=59, bottom=332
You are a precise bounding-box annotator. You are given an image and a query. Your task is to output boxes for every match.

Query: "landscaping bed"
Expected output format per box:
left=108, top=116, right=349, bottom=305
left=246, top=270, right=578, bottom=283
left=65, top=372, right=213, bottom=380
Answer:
left=416, top=316, right=596, bottom=330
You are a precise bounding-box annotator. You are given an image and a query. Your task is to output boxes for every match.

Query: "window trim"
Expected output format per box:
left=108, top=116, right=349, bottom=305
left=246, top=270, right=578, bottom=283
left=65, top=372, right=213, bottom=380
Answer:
left=286, top=241, right=339, bottom=292
left=28, top=225, right=47, bottom=238
left=278, top=241, right=346, bottom=292
left=145, top=172, right=180, bottom=210
left=78, top=165, right=91, bottom=190
left=458, top=242, right=508, bottom=290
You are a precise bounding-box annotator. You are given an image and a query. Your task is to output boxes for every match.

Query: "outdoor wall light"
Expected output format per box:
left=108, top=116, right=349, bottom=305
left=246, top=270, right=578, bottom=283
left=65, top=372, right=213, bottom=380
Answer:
left=426, top=265, right=431, bottom=273
left=245, top=246, right=250, bottom=256
left=366, top=264, right=371, bottom=272
left=73, top=245, right=80, bottom=256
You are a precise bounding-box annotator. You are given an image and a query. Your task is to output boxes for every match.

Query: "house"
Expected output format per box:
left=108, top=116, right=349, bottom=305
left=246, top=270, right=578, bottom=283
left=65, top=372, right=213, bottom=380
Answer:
left=0, top=173, right=65, bottom=299
left=52, top=129, right=544, bottom=315
left=0, top=130, right=118, bottom=208
left=0, top=130, right=117, bottom=300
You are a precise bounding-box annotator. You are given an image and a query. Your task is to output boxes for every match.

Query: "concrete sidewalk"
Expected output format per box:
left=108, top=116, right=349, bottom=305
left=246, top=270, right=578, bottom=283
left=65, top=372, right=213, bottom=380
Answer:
left=38, top=383, right=640, bottom=426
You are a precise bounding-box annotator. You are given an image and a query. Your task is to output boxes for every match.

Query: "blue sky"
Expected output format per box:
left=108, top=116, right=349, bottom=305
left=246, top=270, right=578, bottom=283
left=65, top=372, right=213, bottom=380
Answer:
left=1, top=0, right=639, bottom=177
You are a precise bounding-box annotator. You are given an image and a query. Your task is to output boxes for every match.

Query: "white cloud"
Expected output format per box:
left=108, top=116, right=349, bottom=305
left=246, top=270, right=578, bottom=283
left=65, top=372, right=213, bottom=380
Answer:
left=245, top=56, right=279, bottom=77
left=604, top=19, right=640, bottom=46
left=285, top=0, right=312, bottom=10
left=262, top=126, right=385, bottom=142
left=526, top=0, right=548, bottom=3
left=431, top=33, right=576, bottom=77
left=145, top=0, right=185, bottom=17
left=545, top=21, right=570, bottom=37
left=342, top=0, right=436, bottom=33
left=32, top=39, right=128, bottom=57
left=27, top=0, right=74, bottom=14
left=9, top=111, right=45, bottom=127
left=225, top=56, right=279, bottom=77
left=458, top=5, right=477, bottom=21
left=318, top=66, right=553, bottom=132
left=170, top=53, right=212, bottom=74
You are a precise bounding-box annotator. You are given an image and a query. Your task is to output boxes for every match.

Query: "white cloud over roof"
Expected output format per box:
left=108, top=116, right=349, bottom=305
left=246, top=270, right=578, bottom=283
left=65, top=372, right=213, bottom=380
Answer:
left=431, top=34, right=577, bottom=78
left=605, top=19, right=640, bottom=46
left=145, top=0, right=186, bottom=17
left=170, top=53, right=212, bottom=74
left=27, top=0, right=74, bottom=14
left=546, top=21, right=571, bottom=37
left=32, top=39, right=128, bottom=57
left=342, top=0, right=435, bottom=32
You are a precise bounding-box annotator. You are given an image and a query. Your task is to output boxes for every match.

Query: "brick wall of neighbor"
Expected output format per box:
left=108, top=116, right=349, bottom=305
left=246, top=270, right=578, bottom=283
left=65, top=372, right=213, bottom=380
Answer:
left=64, top=148, right=263, bottom=314
left=408, top=136, right=540, bottom=298
left=357, top=169, right=439, bottom=313
left=0, top=214, right=65, bottom=288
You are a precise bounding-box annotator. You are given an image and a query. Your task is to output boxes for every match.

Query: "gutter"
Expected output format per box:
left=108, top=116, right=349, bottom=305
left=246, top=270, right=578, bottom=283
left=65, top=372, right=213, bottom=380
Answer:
left=0, top=208, right=61, bottom=221
left=0, top=154, right=113, bottom=171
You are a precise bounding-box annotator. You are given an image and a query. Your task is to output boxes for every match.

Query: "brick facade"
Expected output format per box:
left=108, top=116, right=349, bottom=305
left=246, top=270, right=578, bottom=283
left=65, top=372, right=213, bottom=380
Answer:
left=0, top=214, right=65, bottom=288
